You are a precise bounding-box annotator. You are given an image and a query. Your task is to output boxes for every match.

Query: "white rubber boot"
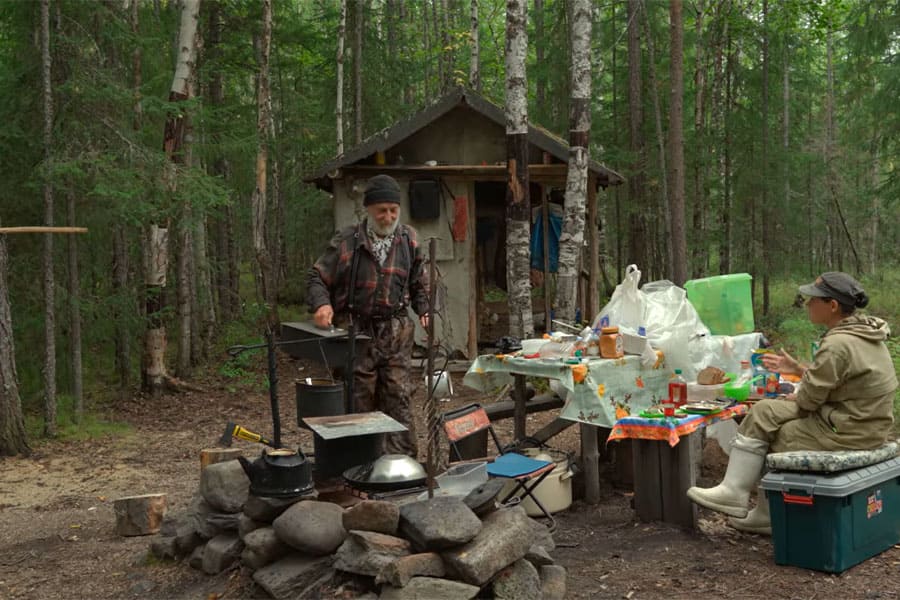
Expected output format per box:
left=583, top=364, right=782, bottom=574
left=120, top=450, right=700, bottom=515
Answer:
left=686, top=434, right=768, bottom=518
left=729, top=487, right=772, bottom=535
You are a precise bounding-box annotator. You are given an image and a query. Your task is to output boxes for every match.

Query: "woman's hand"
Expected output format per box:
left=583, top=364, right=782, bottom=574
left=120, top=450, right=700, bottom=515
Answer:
left=761, top=348, right=802, bottom=377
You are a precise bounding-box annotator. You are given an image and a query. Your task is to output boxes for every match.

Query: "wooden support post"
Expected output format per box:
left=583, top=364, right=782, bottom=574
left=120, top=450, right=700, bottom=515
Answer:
left=631, top=432, right=698, bottom=529
left=587, top=177, right=600, bottom=319
left=541, top=185, right=551, bottom=333
left=580, top=423, right=600, bottom=504
left=513, top=374, right=527, bottom=442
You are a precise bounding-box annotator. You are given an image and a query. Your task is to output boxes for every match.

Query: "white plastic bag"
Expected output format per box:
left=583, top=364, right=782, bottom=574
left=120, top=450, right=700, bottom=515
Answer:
left=592, top=264, right=644, bottom=333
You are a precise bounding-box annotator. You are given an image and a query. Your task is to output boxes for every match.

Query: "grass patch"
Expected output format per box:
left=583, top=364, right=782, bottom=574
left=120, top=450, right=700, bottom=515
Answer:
left=25, top=394, right=132, bottom=442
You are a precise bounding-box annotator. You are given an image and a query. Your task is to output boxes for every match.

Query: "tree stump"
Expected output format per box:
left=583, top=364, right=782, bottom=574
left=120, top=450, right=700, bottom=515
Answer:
left=200, top=447, right=244, bottom=471
left=113, top=493, right=167, bottom=536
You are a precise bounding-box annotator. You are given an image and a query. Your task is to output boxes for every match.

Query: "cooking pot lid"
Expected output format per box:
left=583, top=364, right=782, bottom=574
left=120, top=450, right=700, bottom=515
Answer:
left=343, top=454, right=427, bottom=491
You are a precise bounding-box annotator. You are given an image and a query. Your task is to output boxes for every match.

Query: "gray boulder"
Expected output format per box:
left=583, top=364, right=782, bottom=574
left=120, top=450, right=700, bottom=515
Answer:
left=238, top=513, right=265, bottom=540
left=333, top=530, right=411, bottom=576
left=252, top=554, right=335, bottom=600
left=343, top=500, right=400, bottom=535
left=527, top=517, right=555, bottom=552
left=149, top=536, right=177, bottom=561
left=190, top=496, right=222, bottom=540
left=441, top=506, right=533, bottom=586
left=188, top=544, right=205, bottom=570
left=200, top=460, right=250, bottom=513
left=524, top=544, right=554, bottom=567
left=379, top=577, right=479, bottom=600
left=241, top=527, right=292, bottom=570
left=376, top=553, right=446, bottom=588
left=202, top=533, right=244, bottom=574
left=243, top=494, right=305, bottom=523
left=540, top=564, right=567, bottom=600
left=492, top=558, right=541, bottom=600
left=272, top=501, right=346, bottom=555
left=399, top=497, right=481, bottom=551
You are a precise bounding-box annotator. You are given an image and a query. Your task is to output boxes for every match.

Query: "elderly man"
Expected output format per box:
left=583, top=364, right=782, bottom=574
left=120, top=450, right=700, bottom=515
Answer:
left=307, top=174, right=430, bottom=457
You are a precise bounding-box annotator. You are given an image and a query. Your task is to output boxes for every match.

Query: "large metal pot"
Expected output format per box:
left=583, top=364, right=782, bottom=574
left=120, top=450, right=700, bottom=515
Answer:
left=296, top=378, right=345, bottom=428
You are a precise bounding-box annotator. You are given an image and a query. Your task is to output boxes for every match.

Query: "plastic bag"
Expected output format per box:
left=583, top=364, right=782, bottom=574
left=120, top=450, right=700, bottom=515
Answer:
left=592, top=264, right=644, bottom=332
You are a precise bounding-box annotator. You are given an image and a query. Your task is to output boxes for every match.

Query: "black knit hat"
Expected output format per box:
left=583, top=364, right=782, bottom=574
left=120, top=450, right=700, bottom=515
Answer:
left=363, top=174, right=401, bottom=206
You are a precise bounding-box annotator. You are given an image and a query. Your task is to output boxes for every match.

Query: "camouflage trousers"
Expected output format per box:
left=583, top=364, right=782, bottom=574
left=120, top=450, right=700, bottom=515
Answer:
left=351, top=315, right=418, bottom=458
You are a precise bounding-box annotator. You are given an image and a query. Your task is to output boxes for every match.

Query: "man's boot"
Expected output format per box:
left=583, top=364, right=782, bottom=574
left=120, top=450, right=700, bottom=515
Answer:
left=686, top=433, right=768, bottom=518
left=728, top=486, right=772, bottom=535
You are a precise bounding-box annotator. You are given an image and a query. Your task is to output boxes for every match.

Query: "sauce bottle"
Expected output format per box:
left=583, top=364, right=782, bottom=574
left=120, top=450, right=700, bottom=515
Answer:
left=668, top=369, right=688, bottom=409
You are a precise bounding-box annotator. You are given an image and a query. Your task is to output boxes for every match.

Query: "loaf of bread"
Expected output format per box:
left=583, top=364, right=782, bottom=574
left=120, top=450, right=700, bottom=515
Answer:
left=697, top=366, right=730, bottom=385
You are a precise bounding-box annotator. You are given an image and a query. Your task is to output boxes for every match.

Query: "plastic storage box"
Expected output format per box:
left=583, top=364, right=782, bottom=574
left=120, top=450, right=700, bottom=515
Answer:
left=760, top=456, right=900, bottom=573
left=684, top=273, right=754, bottom=335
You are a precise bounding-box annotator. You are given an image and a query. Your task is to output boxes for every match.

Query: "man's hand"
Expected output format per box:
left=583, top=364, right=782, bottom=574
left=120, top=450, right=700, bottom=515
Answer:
left=419, top=313, right=430, bottom=329
left=761, top=348, right=802, bottom=377
left=314, top=304, right=334, bottom=329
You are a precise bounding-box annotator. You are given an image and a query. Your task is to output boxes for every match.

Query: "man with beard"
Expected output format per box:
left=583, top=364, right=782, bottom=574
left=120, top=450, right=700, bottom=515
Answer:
left=307, top=174, right=430, bottom=457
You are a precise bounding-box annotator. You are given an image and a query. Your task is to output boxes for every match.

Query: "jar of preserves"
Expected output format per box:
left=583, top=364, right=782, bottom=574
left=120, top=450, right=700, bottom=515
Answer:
left=600, top=326, right=624, bottom=359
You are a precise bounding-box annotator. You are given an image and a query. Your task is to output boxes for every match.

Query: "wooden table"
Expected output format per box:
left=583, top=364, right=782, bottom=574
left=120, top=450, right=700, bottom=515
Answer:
left=609, top=404, right=749, bottom=529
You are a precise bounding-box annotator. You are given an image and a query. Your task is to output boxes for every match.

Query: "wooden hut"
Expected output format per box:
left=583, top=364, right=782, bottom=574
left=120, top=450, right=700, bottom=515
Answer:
left=305, top=87, right=624, bottom=357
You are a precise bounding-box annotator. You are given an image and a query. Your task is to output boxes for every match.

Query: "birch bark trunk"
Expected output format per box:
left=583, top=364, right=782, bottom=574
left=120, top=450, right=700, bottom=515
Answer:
left=144, top=0, right=200, bottom=395
left=0, top=222, right=30, bottom=456
left=469, top=0, right=480, bottom=90
left=556, top=0, right=592, bottom=323
left=505, top=0, right=533, bottom=338
left=690, top=0, right=706, bottom=279
left=40, top=0, right=57, bottom=436
left=761, top=0, right=769, bottom=314
left=336, top=0, right=346, bottom=155
left=252, top=0, right=277, bottom=326
left=353, top=0, right=363, bottom=144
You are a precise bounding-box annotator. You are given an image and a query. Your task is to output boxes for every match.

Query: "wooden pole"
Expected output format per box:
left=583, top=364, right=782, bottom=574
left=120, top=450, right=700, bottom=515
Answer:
left=426, top=237, right=438, bottom=498
left=541, top=186, right=551, bottom=333
left=0, top=227, right=87, bottom=234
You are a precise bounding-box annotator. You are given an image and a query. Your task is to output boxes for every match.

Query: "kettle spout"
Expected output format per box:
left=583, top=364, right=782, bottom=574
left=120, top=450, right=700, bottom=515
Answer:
left=236, top=455, right=253, bottom=479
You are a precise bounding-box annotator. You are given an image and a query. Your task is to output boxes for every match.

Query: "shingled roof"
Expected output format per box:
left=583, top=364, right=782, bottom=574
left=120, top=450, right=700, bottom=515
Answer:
left=305, top=87, right=624, bottom=189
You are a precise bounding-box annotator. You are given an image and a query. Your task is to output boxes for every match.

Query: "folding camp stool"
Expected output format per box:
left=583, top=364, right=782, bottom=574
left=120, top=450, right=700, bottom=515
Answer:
left=440, top=403, right=557, bottom=531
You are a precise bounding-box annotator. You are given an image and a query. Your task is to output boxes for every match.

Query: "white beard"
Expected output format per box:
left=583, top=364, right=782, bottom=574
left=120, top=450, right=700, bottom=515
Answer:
left=370, top=218, right=399, bottom=238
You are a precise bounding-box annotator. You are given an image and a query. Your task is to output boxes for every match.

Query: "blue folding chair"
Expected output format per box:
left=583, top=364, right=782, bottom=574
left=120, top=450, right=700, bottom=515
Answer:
left=441, top=403, right=556, bottom=531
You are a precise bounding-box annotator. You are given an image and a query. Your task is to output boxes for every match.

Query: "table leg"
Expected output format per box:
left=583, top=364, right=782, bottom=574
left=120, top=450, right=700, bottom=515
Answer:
left=631, top=432, right=698, bottom=529
left=580, top=423, right=600, bottom=505
left=513, top=374, right=527, bottom=442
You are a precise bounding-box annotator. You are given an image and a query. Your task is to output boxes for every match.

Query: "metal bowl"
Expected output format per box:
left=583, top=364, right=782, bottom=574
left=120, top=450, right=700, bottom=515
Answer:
left=367, top=454, right=426, bottom=483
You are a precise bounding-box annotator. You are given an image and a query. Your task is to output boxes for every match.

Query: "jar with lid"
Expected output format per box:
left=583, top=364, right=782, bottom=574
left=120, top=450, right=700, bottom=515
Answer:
left=599, top=326, right=624, bottom=359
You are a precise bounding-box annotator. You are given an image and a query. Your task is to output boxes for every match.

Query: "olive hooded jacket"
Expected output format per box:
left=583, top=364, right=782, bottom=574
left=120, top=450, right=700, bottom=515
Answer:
left=794, top=315, right=898, bottom=449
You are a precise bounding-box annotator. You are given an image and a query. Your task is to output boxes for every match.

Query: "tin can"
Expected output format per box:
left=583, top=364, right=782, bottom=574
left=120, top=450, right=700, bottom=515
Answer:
left=764, top=372, right=780, bottom=398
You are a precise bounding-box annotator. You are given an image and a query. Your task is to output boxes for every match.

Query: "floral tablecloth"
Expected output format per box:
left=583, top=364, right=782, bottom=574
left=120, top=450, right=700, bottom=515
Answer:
left=462, top=352, right=671, bottom=429
left=607, top=403, right=749, bottom=447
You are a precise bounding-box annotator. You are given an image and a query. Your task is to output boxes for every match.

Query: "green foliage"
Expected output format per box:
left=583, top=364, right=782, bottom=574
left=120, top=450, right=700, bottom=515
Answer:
left=25, top=395, right=132, bottom=442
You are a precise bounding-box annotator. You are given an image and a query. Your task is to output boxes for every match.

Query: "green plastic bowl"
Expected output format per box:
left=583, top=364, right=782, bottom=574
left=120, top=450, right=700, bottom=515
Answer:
left=724, top=380, right=750, bottom=402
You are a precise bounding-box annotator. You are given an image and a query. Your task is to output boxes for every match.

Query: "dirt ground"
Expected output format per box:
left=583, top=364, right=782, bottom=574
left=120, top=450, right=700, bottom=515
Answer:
left=2, top=353, right=899, bottom=600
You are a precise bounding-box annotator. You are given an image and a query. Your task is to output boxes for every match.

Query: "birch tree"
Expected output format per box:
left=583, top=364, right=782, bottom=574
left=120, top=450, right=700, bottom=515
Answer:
left=40, top=0, right=57, bottom=436
left=336, top=0, right=346, bottom=155
left=469, top=0, right=479, bottom=90
left=252, top=0, right=277, bottom=325
left=668, top=0, right=687, bottom=285
left=144, top=0, right=200, bottom=395
left=66, top=192, right=82, bottom=422
left=505, top=0, right=533, bottom=338
left=353, top=0, right=363, bottom=144
left=556, top=0, right=592, bottom=323
left=0, top=224, right=29, bottom=457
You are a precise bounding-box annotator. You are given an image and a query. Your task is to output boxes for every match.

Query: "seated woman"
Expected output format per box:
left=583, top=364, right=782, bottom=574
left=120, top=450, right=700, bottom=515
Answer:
left=687, top=272, right=898, bottom=535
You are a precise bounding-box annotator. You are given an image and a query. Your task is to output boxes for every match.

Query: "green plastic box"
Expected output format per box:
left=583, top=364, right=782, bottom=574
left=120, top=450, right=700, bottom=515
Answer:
left=760, top=457, right=900, bottom=573
left=684, top=273, right=754, bottom=335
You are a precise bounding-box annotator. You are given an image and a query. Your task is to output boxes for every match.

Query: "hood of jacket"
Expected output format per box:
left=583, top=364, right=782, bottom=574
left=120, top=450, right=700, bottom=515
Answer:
left=825, top=315, right=891, bottom=343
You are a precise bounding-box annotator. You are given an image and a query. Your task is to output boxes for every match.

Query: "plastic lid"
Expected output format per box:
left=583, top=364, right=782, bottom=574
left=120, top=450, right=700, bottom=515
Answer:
left=741, top=360, right=750, bottom=366
left=601, top=326, right=619, bottom=334
left=674, top=369, right=682, bottom=374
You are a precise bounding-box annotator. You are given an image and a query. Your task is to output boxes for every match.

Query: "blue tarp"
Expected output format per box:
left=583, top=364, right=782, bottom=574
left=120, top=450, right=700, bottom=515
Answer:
left=530, top=210, right=561, bottom=272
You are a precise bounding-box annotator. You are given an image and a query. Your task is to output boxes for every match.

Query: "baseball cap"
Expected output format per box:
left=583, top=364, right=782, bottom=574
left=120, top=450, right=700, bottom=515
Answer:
left=798, top=272, right=868, bottom=308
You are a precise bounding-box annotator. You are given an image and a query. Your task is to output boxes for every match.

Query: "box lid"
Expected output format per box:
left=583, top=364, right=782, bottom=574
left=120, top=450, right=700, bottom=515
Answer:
left=760, top=456, right=900, bottom=497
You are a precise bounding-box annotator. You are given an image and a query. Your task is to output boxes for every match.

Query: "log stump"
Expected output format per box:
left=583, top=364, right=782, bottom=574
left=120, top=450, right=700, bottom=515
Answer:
left=114, top=493, right=168, bottom=536
left=200, top=447, right=244, bottom=471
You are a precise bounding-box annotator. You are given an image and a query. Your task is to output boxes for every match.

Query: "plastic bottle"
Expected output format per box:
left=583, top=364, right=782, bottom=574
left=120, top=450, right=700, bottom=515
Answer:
left=668, top=369, right=688, bottom=409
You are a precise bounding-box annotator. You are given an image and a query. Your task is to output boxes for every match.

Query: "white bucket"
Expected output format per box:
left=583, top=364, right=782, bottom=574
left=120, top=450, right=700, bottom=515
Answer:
left=500, top=448, right=574, bottom=516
